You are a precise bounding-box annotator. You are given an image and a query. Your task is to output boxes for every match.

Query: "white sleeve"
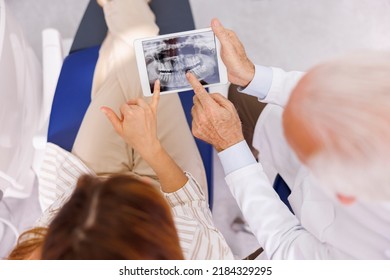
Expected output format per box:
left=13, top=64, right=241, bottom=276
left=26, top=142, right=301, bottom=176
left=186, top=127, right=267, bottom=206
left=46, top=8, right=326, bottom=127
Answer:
left=239, top=65, right=273, bottom=99
left=239, top=66, right=305, bottom=108
left=164, top=173, right=234, bottom=260
left=225, top=162, right=351, bottom=259
left=218, top=140, right=256, bottom=175
left=261, top=67, right=305, bottom=108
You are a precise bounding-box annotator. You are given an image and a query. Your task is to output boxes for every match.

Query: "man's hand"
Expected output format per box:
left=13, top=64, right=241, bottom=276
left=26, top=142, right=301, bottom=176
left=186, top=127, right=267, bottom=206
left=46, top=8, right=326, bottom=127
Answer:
left=101, top=80, right=161, bottom=160
left=187, top=72, right=244, bottom=152
left=211, top=18, right=255, bottom=87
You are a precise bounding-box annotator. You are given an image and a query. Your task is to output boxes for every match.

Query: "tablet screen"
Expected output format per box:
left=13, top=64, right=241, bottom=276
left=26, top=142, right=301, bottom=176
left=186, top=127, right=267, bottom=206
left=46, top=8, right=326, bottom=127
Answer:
left=142, top=30, right=220, bottom=92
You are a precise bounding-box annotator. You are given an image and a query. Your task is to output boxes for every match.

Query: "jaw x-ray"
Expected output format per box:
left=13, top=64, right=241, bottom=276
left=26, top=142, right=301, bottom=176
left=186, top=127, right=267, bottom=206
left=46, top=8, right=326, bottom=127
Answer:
left=142, top=30, right=220, bottom=92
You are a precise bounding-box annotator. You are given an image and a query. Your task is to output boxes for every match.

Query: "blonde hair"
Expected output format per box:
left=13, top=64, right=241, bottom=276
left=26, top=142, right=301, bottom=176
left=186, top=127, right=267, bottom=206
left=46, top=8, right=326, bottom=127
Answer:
left=291, top=51, right=390, bottom=201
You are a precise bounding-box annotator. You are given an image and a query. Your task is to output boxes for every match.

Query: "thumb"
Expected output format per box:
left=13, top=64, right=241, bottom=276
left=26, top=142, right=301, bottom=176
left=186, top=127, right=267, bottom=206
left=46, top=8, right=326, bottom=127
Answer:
left=211, top=18, right=230, bottom=45
left=101, top=106, right=123, bottom=136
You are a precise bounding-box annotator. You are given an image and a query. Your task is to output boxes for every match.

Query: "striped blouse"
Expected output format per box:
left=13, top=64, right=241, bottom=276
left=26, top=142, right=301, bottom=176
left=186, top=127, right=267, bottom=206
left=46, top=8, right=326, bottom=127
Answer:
left=36, top=143, right=234, bottom=260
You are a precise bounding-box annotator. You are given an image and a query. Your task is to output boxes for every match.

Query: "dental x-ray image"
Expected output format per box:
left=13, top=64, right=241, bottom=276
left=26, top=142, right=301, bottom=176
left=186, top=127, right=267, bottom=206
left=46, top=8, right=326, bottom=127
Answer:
left=142, top=30, right=220, bottom=92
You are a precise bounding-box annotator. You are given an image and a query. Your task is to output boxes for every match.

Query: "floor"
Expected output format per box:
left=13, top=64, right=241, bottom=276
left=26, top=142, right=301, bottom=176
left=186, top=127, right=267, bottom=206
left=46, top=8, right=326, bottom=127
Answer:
left=2, top=0, right=390, bottom=259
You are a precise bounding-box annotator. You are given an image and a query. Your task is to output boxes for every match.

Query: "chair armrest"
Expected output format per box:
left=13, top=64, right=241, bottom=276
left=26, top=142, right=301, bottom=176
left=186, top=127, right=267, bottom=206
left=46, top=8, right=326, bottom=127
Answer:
left=33, top=29, right=64, bottom=180
left=42, top=28, right=63, bottom=129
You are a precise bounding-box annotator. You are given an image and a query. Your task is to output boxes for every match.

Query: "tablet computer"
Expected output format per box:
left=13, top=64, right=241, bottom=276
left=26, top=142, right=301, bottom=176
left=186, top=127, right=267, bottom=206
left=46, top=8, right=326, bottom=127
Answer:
left=134, top=28, right=228, bottom=96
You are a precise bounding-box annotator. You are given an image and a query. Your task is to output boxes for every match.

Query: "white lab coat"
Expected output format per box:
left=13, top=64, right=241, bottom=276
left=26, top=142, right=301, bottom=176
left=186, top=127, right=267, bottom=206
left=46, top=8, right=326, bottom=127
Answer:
left=226, top=67, right=390, bottom=259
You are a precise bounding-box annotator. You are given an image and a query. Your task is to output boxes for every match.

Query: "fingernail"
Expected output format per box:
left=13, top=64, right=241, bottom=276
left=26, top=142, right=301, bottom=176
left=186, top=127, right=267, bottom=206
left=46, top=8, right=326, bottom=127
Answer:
left=212, top=18, right=221, bottom=27
left=100, top=107, right=107, bottom=114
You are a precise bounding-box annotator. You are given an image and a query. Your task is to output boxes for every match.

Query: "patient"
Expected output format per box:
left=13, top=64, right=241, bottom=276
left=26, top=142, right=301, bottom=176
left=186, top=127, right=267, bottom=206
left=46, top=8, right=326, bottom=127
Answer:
left=9, top=82, right=232, bottom=260
left=7, top=0, right=232, bottom=260
left=41, top=81, right=232, bottom=259
left=70, top=0, right=207, bottom=193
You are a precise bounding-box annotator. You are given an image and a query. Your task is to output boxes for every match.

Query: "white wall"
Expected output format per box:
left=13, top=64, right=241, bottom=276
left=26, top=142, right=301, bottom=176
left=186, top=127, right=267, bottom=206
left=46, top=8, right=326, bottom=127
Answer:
left=4, top=0, right=89, bottom=60
left=190, top=0, right=390, bottom=71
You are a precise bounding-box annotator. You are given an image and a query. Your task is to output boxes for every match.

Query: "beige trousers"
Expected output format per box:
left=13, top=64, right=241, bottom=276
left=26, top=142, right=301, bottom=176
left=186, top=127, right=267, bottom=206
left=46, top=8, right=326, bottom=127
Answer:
left=72, top=0, right=207, bottom=193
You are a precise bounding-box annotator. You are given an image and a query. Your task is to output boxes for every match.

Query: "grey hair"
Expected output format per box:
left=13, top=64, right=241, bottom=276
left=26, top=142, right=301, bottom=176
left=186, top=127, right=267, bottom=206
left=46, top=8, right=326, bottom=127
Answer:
left=296, top=51, right=390, bottom=201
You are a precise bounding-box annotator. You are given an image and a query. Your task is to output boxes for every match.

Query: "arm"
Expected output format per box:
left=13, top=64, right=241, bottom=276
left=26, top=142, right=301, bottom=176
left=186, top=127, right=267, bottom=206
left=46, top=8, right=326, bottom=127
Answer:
left=164, top=172, right=234, bottom=260
left=141, top=144, right=188, bottom=193
left=187, top=75, right=349, bottom=259
left=103, top=81, right=234, bottom=259
left=102, top=81, right=187, bottom=193
left=219, top=141, right=349, bottom=259
left=232, top=163, right=351, bottom=260
left=211, top=18, right=305, bottom=108
left=240, top=66, right=305, bottom=108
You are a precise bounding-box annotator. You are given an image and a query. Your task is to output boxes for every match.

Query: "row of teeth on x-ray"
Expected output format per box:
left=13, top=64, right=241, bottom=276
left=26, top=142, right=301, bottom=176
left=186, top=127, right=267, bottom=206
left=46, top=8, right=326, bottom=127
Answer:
left=158, top=55, right=207, bottom=85
left=143, top=34, right=214, bottom=55
left=159, top=64, right=207, bottom=85
left=158, top=56, right=202, bottom=73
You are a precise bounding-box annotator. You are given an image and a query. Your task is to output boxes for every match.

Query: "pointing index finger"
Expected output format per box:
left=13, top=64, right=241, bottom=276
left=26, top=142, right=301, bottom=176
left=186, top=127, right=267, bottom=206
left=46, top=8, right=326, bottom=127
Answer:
left=150, top=80, right=160, bottom=113
left=186, top=72, right=212, bottom=107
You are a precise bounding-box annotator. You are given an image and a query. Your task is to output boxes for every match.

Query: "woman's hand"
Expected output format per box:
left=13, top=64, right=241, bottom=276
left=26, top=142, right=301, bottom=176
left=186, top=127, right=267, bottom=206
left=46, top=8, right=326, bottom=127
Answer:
left=102, top=80, right=188, bottom=192
left=101, top=80, right=161, bottom=160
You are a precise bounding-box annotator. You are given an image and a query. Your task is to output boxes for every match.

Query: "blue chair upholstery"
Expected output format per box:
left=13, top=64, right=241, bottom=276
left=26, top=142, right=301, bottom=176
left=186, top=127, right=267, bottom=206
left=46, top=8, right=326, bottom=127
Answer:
left=48, top=46, right=99, bottom=152
left=48, top=0, right=214, bottom=207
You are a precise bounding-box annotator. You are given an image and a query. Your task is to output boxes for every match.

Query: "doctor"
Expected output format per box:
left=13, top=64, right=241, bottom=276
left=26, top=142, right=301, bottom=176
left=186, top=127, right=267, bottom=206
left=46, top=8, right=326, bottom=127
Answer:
left=187, top=18, right=390, bottom=259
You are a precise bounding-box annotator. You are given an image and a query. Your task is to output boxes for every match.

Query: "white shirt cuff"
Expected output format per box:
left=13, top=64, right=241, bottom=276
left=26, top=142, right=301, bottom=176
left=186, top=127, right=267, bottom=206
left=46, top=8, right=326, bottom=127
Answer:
left=217, top=140, right=257, bottom=175
left=238, top=65, right=273, bottom=100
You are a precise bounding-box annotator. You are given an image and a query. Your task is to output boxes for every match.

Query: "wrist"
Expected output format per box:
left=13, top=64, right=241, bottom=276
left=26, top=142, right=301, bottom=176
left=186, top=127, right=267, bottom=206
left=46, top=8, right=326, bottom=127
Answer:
left=137, top=140, right=163, bottom=163
left=216, top=135, right=245, bottom=152
left=242, top=62, right=255, bottom=87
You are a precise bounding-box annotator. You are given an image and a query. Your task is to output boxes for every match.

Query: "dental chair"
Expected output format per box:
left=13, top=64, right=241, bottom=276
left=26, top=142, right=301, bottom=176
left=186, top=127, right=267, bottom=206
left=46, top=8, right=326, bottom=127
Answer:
left=47, top=0, right=215, bottom=208
left=47, top=0, right=292, bottom=216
